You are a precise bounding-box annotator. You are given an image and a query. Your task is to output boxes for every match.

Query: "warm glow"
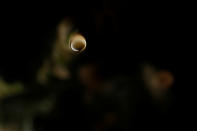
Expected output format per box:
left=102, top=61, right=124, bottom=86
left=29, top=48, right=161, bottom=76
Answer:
left=69, top=34, right=86, bottom=52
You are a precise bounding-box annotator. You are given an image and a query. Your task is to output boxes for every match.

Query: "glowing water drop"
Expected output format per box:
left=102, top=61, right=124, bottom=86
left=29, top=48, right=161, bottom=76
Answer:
left=70, top=34, right=86, bottom=53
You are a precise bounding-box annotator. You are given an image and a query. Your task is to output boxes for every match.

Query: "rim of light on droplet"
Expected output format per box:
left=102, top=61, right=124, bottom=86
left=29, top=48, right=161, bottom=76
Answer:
left=70, top=38, right=86, bottom=52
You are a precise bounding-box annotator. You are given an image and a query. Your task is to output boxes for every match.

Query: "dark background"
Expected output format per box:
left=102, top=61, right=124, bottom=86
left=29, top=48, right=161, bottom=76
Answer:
left=0, top=1, right=191, bottom=81
left=0, top=0, right=195, bottom=130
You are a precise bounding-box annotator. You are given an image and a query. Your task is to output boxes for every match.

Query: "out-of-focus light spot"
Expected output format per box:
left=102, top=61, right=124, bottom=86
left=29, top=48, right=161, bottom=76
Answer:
left=158, top=70, right=174, bottom=88
left=70, top=34, right=86, bottom=53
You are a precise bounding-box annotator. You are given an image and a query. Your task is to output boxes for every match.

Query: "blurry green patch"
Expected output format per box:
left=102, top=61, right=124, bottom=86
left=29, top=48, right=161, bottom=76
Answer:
left=0, top=78, right=24, bottom=99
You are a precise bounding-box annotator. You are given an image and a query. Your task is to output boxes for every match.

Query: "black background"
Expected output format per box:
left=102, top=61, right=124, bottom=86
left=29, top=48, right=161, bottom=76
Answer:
left=0, top=0, right=195, bottom=129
